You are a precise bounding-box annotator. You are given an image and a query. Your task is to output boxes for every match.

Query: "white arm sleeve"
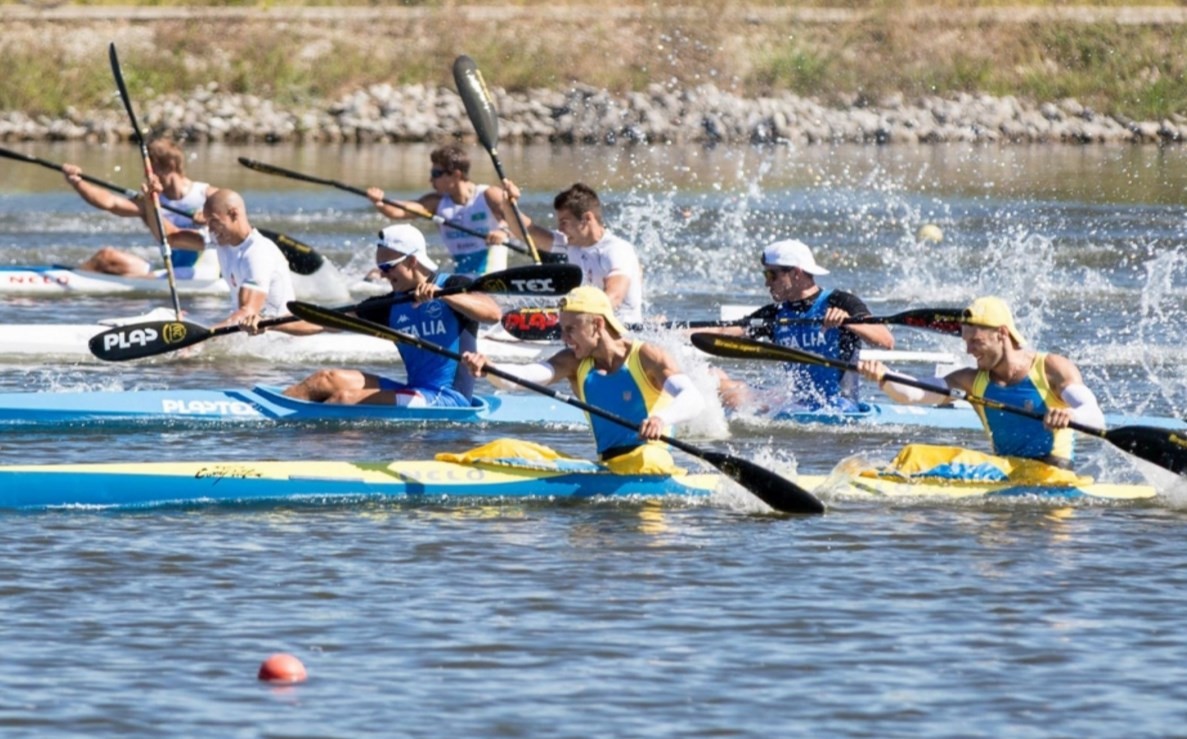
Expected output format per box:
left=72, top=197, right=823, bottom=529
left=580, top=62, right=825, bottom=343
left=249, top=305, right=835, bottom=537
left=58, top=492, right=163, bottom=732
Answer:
left=1061, top=383, right=1105, bottom=429
left=878, top=373, right=952, bottom=405
left=652, top=373, right=706, bottom=426
left=485, top=361, right=556, bottom=391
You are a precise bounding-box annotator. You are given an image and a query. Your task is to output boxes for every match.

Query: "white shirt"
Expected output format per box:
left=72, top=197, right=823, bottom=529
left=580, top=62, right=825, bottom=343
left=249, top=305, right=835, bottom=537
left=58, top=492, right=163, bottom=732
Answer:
left=559, top=230, right=644, bottom=323
left=216, top=228, right=295, bottom=317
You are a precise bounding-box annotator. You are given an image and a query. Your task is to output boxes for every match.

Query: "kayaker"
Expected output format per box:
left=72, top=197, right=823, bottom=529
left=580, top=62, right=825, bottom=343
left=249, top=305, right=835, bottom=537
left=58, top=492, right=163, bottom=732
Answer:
left=63, top=137, right=220, bottom=280
left=501, top=181, right=645, bottom=324
left=364, top=144, right=516, bottom=276
left=706, top=239, right=894, bottom=413
left=857, top=296, right=1105, bottom=471
left=461, top=285, right=704, bottom=474
left=203, top=189, right=296, bottom=331
left=277, top=224, right=501, bottom=407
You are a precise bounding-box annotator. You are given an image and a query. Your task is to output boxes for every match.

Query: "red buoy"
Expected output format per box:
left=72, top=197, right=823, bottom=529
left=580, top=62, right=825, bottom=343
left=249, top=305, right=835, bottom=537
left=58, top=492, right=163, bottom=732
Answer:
left=258, top=653, right=307, bottom=683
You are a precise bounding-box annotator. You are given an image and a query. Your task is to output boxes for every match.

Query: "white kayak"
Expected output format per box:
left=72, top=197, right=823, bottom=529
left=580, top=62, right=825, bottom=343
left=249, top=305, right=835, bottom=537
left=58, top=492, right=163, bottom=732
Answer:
left=0, top=264, right=354, bottom=303
left=0, top=309, right=556, bottom=364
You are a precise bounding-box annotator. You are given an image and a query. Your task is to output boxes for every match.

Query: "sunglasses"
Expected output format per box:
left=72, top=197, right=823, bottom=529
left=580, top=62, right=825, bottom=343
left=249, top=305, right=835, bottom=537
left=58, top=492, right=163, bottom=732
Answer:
left=430, top=167, right=450, bottom=179
left=762, top=266, right=794, bottom=280
left=376, top=253, right=413, bottom=274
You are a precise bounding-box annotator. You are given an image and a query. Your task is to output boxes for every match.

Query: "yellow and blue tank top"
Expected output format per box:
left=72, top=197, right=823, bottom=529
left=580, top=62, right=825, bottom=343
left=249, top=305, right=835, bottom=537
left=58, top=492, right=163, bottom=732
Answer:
left=575, top=340, right=667, bottom=456
left=971, top=352, right=1074, bottom=464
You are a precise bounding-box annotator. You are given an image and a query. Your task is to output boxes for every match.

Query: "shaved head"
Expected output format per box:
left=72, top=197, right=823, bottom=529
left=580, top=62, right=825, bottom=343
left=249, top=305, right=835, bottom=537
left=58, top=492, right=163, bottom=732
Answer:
left=203, top=189, right=251, bottom=246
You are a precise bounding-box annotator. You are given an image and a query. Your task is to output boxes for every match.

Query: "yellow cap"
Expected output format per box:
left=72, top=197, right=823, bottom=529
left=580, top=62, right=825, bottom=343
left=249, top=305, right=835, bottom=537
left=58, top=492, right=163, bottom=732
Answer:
left=963, top=296, right=1026, bottom=347
left=558, top=286, right=628, bottom=336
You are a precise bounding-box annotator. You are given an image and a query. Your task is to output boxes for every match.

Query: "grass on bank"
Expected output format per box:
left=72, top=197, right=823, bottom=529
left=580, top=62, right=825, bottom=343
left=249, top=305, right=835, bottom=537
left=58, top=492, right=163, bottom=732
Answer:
left=2, top=4, right=1186, bottom=121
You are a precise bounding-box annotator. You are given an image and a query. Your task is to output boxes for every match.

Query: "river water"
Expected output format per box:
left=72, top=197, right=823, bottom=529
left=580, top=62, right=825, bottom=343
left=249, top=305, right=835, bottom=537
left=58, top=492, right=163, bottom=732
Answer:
left=2, top=141, right=1187, bottom=735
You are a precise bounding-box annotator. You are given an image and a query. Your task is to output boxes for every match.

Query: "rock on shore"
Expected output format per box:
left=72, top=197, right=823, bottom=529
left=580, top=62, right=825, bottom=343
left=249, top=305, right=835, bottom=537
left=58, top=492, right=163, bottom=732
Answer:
left=2, top=81, right=1184, bottom=146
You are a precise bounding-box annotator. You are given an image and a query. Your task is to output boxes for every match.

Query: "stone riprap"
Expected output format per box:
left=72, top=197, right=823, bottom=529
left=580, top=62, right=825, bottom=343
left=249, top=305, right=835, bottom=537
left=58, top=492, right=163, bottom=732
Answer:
left=1, top=81, right=1183, bottom=145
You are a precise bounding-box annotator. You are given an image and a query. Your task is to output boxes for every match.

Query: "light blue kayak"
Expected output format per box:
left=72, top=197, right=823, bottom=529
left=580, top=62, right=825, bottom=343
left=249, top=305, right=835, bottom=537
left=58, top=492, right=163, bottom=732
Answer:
left=0, top=385, right=588, bottom=428
left=0, top=385, right=1181, bottom=432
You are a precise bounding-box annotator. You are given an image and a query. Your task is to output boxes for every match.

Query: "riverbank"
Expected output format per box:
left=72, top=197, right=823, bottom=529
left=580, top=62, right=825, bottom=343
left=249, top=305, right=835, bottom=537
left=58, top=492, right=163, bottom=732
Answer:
left=2, top=4, right=1186, bottom=145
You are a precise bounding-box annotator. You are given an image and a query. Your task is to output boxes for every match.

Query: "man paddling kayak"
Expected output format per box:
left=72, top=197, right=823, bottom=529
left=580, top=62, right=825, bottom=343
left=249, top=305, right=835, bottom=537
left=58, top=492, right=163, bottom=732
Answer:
left=365, top=144, right=516, bottom=276
left=708, top=239, right=894, bottom=414
left=502, top=181, right=645, bottom=324
left=63, top=137, right=219, bottom=279
left=858, top=296, right=1105, bottom=472
left=276, top=224, right=501, bottom=407
left=204, top=189, right=295, bottom=330
left=462, top=285, right=704, bottom=474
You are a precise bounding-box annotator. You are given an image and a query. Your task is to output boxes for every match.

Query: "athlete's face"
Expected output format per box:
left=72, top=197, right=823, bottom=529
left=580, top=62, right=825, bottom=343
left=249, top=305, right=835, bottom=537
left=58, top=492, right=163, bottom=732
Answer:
left=376, top=248, right=418, bottom=291
left=962, top=324, right=1007, bottom=370
left=559, top=312, right=600, bottom=358
left=762, top=265, right=801, bottom=302
left=555, top=208, right=597, bottom=247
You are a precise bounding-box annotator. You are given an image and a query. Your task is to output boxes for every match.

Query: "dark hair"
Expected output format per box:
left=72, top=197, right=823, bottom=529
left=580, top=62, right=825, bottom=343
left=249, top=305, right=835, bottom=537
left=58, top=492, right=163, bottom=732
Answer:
left=430, top=144, right=471, bottom=177
left=553, top=183, right=603, bottom=224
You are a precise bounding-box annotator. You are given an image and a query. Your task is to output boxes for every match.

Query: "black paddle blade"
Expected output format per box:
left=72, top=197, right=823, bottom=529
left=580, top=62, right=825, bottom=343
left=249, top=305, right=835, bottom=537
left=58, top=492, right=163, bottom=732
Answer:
left=1104, top=425, right=1187, bottom=475
left=453, top=55, right=499, bottom=151
left=502, top=308, right=560, bottom=341
left=474, top=264, right=581, bottom=297
left=883, top=308, right=964, bottom=336
left=697, top=450, right=825, bottom=514
left=258, top=228, right=325, bottom=276
left=88, top=320, right=213, bottom=362
left=691, top=332, right=836, bottom=369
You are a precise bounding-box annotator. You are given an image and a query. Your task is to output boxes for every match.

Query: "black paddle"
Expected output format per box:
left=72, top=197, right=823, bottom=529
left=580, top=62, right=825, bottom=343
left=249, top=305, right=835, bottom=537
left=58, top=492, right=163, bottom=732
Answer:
left=285, top=300, right=824, bottom=514
left=502, top=306, right=965, bottom=342
left=88, top=264, right=581, bottom=362
left=109, top=42, right=181, bottom=319
left=236, top=156, right=532, bottom=257
left=690, top=332, right=1187, bottom=477
left=0, top=145, right=326, bottom=277
left=452, top=55, right=547, bottom=265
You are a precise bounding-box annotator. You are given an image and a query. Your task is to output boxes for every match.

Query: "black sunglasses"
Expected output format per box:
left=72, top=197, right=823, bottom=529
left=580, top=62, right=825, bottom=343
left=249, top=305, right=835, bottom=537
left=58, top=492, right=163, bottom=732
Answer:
left=430, top=167, right=449, bottom=179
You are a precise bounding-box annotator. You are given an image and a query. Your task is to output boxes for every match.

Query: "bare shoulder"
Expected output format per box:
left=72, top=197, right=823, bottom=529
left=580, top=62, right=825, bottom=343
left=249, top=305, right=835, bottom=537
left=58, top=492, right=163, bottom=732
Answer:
left=1043, top=352, right=1083, bottom=389
left=943, top=366, right=977, bottom=391
left=548, top=348, right=579, bottom=379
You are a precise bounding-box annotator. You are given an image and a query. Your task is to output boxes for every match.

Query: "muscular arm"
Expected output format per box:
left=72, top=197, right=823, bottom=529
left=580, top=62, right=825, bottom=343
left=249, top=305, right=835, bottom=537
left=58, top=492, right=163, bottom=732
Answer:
left=602, top=273, right=631, bottom=309
left=1044, top=353, right=1105, bottom=429
left=442, top=292, right=501, bottom=324
left=367, top=189, right=441, bottom=221
left=63, top=165, right=142, bottom=217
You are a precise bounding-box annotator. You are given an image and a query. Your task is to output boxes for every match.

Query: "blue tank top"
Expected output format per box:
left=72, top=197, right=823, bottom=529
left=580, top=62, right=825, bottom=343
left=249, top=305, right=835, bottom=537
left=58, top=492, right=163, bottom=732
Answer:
left=771, top=289, right=858, bottom=407
left=361, top=273, right=477, bottom=400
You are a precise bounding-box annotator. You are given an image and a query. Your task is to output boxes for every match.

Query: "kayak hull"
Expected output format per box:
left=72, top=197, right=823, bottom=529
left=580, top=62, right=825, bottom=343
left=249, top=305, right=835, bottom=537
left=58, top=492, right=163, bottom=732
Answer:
left=796, top=474, right=1156, bottom=501
left=0, top=385, right=1180, bottom=432
left=0, top=459, right=722, bottom=510
left=0, top=459, right=1156, bottom=511
left=0, top=385, right=588, bottom=428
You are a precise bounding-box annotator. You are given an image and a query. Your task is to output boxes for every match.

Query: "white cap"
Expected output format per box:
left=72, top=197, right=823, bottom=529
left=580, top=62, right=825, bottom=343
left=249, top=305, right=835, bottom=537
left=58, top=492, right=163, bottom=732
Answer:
left=761, top=239, right=829, bottom=275
left=377, top=224, right=436, bottom=271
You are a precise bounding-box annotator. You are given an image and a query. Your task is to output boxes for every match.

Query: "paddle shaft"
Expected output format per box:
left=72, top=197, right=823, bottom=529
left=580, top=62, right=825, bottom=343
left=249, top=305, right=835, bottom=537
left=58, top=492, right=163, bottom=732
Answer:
left=236, top=156, right=531, bottom=256
left=502, top=306, right=965, bottom=341
left=109, top=43, right=181, bottom=318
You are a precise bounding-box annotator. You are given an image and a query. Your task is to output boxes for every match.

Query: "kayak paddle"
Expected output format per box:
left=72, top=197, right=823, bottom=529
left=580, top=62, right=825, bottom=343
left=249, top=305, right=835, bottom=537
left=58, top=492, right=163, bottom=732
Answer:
left=502, top=306, right=965, bottom=342
left=89, top=264, right=581, bottom=362
left=286, top=300, right=825, bottom=514
left=236, top=156, right=532, bottom=257
left=0, top=146, right=326, bottom=277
